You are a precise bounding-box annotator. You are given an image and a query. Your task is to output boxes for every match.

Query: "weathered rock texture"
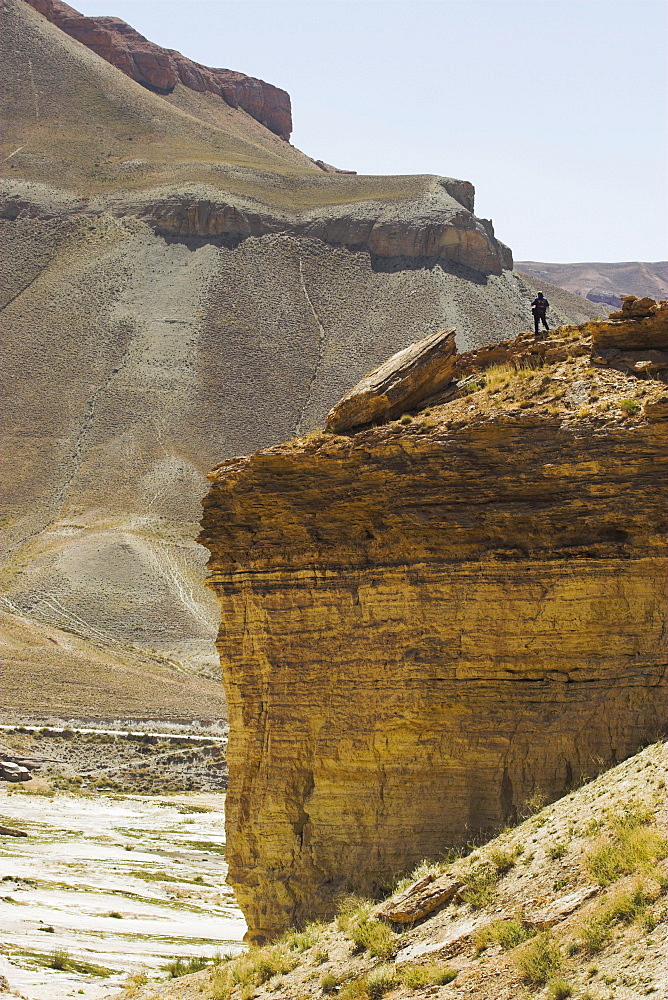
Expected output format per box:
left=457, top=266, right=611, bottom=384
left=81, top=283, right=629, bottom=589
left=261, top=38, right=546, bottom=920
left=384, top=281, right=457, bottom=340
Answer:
left=593, top=296, right=668, bottom=350
left=326, top=328, right=457, bottom=432
left=24, top=0, right=292, bottom=138
left=201, top=318, right=668, bottom=941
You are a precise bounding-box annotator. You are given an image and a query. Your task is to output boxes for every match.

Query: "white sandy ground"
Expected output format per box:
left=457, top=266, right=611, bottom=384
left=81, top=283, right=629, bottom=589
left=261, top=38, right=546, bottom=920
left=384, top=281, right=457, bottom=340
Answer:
left=0, top=788, right=246, bottom=999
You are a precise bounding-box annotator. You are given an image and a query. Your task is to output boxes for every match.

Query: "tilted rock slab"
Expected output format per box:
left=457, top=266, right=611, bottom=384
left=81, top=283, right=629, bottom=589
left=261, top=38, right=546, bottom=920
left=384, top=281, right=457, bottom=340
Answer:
left=374, top=872, right=463, bottom=924
left=326, top=328, right=457, bottom=432
left=200, top=382, right=667, bottom=941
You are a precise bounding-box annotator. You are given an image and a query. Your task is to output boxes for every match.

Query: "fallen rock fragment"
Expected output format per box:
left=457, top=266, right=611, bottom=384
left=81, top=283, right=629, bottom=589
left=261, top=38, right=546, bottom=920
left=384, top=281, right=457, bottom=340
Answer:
left=376, top=871, right=463, bottom=924
left=592, top=297, right=668, bottom=350
left=325, top=328, right=457, bottom=432
left=396, top=916, right=483, bottom=962
left=525, top=886, right=598, bottom=929
left=0, top=762, right=30, bottom=782
left=644, top=395, right=668, bottom=421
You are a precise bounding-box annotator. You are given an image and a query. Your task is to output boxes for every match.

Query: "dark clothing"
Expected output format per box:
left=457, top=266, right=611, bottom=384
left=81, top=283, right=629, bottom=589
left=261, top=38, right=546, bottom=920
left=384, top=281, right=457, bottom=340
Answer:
left=531, top=296, right=549, bottom=336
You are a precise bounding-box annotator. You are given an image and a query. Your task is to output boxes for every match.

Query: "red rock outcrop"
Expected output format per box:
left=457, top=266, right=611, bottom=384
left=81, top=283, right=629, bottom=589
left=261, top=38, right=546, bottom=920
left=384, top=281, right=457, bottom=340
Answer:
left=24, top=0, right=292, bottom=139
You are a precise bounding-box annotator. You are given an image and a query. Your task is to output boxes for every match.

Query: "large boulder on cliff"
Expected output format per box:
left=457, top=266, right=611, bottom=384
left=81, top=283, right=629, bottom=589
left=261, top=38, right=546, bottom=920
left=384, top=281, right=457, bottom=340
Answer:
left=325, top=328, right=457, bottom=432
left=592, top=297, right=668, bottom=350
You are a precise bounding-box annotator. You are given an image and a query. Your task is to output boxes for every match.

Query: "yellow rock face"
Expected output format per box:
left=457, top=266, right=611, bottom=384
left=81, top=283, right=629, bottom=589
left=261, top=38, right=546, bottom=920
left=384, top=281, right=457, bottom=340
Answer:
left=201, top=357, right=667, bottom=942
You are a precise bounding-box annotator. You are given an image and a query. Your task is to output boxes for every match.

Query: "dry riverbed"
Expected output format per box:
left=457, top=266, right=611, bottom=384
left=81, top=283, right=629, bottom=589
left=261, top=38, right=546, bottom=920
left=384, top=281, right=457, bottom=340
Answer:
left=0, top=783, right=246, bottom=999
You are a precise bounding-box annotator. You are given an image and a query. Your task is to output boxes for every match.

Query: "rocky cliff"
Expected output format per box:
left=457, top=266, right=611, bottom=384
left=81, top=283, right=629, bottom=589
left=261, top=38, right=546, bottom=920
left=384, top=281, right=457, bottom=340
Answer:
left=24, top=0, right=293, bottom=139
left=200, top=311, right=668, bottom=940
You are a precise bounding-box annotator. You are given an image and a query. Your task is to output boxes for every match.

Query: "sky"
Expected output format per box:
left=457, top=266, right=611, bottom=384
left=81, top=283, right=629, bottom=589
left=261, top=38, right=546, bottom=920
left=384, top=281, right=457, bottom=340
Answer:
left=75, top=0, right=668, bottom=263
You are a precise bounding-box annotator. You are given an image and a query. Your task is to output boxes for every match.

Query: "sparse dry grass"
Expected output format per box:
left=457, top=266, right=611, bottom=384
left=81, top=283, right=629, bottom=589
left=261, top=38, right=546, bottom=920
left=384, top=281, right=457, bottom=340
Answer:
left=513, top=931, right=563, bottom=987
left=335, top=896, right=398, bottom=958
left=572, top=879, right=660, bottom=956
left=399, top=961, right=458, bottom=988
left=474, top=918, right=534, bottom=953
left=584, top=805, right=668, bottom=885
left=211, top=944, right=299, bottom=999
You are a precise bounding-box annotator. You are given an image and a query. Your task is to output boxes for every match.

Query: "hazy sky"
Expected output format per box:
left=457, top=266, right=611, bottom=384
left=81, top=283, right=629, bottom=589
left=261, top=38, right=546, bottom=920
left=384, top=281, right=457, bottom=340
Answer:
left=75, top=0, right=667, bottom=262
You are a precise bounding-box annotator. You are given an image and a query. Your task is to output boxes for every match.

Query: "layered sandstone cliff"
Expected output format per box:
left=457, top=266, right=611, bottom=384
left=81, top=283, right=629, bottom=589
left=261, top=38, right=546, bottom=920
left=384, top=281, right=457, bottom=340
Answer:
left=200, top=314, right=668, bottom=941
left=24, top=0, right=292, bottom=138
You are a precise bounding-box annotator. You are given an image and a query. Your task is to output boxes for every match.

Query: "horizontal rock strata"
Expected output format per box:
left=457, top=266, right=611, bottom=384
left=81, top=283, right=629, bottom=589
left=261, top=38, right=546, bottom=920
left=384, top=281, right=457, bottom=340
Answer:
left=201, top=322, right=668, bottom=941
left=593, top=297, right=668, bottom=350
left=25, top=0, right=292, bottom=138
left=127, top=181, right=512, bottom=274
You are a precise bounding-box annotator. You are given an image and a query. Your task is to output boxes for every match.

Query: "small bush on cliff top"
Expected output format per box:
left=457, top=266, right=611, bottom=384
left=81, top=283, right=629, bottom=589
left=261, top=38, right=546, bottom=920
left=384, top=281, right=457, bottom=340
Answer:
left=618, top=398, right=640, bottom=416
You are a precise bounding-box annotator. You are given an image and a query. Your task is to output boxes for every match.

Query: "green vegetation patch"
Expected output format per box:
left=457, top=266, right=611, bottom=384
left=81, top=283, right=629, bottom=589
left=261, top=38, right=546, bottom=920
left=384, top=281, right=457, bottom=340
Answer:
left=513, top=931, right=563, bottom=988
left=165, top=954, right=219, bottom=978
left=584, top=805, right=667, bottom=885
left=572, top=880, right=660, bottom=956
left=9, top=946, right=114, bottom=978
left=474, top=918, right=535, bottom=953
left=336, top=897, right=398, bottom=958
left=180, top=839, right=226, bottom=856
left=333, top=961, right=457, bottom=999
left=211, top=944, right=299, bottom=999
left=399, top=961, right=457, bottom=988
left=618, top=398, right=641, bottom=416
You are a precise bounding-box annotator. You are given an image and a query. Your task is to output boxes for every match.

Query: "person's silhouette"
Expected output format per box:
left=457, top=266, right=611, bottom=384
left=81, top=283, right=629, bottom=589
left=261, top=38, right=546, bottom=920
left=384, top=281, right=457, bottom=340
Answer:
left=531, top=292, right=550, bottom=336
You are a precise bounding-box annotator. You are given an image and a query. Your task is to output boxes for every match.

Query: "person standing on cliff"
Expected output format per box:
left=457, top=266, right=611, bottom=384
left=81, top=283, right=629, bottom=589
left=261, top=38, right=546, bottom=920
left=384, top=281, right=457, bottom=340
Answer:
left=531, top=292, right=550, bottom=337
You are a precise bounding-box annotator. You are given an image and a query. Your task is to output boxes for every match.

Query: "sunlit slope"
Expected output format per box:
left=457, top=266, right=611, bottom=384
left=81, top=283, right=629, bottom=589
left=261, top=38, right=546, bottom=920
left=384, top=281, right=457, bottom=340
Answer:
left=3, top=1, right=444, bottom=210
left=1, top=210, right=601, bottom=690
left=0, top=609, right=227, bottom=724
left=1, top=0, right=319, bottom=192
left=0, top=1, right=605, bottom=704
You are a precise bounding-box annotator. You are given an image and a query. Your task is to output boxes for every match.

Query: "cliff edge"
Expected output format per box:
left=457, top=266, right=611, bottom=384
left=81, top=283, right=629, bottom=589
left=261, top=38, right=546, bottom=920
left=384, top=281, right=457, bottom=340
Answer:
left=200, top=305, right=668, bottom=940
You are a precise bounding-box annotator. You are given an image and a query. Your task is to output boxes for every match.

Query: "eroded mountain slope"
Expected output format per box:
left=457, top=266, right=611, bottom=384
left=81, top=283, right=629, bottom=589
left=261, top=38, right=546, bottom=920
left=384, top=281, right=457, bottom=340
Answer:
left=517, top=261, right=668, bottom=310
left=1, top=0, right=603, bottom=715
